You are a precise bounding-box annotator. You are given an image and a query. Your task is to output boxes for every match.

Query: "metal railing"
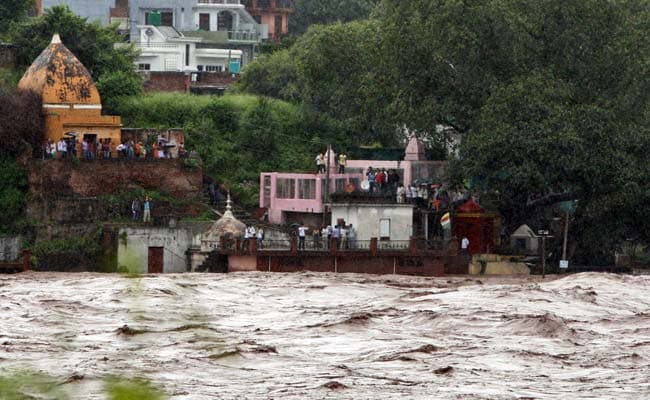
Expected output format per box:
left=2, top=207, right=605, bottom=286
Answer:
left=198, top=0, right=240, bottom=4
left=227, top=30, right=260, bottom=42
left=134, top=42, right=178, bottom=48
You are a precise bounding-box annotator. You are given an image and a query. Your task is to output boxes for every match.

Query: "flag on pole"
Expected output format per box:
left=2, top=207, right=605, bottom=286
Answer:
left=440, top=212, right=451, bottom=228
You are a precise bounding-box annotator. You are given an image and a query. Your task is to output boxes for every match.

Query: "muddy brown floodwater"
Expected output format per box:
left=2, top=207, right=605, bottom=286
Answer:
left=0, top=271, right=649, bottom=399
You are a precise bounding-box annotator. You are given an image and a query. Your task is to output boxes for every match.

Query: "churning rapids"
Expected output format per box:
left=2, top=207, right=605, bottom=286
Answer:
left=1, top=271, right=649, bottom=399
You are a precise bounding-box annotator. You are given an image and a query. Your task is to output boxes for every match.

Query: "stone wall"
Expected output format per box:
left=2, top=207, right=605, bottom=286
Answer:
left=27, top=159, right=201, bottom=200
left=0, top=236, right=21, bottom=262
left=26, top=159, right=204, bottom=239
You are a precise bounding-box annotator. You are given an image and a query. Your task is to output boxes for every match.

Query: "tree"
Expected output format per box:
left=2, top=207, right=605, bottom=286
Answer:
left=0, top=0, right=34, bottom=35
left=289, top=0, right=380, bottom=35
left=237, top=49, right=302, bottom=102
left=292, top=21, right=395, bottom=145
left=0, top=88, right=44, bottom=158
left=0, top=158, right=28, bottom=234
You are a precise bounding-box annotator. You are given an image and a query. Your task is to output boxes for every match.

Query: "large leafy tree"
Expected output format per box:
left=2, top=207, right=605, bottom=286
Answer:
left=292, top=20, right=395, bottom=145
left=378, top=0, right=649, bottom=260
left=0, top=0, right=34, bottom=35
left=289, top=0, right=380, bottom=35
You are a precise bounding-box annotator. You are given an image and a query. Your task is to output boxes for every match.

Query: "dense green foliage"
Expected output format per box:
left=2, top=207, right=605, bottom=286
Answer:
left=0, top=158, right=28, bottom=234
left=239, top=0, right=650, bottom=262
left=114, top=93, right=327, bottom=206
left=0, top=0, right=34, bottom=34
left=32, top=230, right=104, bottom=270
left=289, top=0, right=380, bottom=34
left=5, top=5, right=142, bottom=110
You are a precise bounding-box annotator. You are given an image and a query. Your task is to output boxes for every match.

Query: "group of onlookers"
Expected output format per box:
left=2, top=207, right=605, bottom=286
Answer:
left=131, top=196, right=152, bottom=222
left=297, top=223, right=357, bottom=250
left=244, top=225, right=265, bottom=249
left=396, top=183, right=471, bottom=210
left=315, top=152, right=348, bottom=174
left=42, top=137, right=186, bottom=160
left=365, top=167, right=401, bottom=194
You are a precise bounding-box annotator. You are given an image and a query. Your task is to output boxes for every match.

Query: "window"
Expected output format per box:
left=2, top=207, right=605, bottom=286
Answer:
left=199, top=13, right=210, bottom=30
left=205, top=65, right=223, bottom=72
left=197, top=65, right=204, bottom=71
left=298, top=179, right=316, bottom=199
left=217, top=11, right=233, bottom=31
left=335, top=178, right=346, bottom=192
left=379, top=219, right=391, bottom=240
left=276, top=178, right=295, bottom=199
left=161, top=11, right=173, bottom=26
left=137, top=63, right=151, bottom=71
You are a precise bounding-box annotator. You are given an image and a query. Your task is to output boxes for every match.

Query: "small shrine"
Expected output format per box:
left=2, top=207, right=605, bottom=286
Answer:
left=452, top=199, right=497, bottom=254
left=17, top=34, right=122, bottom=148
left=201, top=194, right=246, bottom=252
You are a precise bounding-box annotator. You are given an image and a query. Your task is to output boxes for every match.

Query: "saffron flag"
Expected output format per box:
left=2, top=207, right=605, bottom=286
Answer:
left=440, top=212, right=451, bottom=228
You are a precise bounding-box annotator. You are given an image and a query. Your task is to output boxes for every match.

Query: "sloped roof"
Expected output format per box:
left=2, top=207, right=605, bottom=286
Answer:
left=457, top=199, right=485, bottom=214
left=17, top=34, right=101, bottom=106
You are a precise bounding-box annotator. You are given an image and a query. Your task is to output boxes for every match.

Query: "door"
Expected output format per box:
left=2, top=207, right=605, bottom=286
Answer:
left=148, top=247, right=164, bottom=273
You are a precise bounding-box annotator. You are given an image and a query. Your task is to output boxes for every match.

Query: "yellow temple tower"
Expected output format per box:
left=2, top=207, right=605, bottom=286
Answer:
left=18, top=34, right=122, bottom=146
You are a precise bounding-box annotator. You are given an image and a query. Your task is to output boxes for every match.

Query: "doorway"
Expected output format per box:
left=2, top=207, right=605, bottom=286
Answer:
left=148, top=247, right=164, bottom=273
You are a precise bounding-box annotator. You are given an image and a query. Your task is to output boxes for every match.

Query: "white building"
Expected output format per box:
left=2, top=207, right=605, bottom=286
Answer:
left=330, top=203, right=415, bottom=243
left=133, top=25, right=243, bottom=73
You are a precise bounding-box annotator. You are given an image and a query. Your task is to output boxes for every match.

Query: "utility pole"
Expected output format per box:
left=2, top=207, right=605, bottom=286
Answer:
left=325, top=144, right=331, bottom=223
left=538, top=229, right=550, bottom=279
left=562, top=210, right=569, bottom=261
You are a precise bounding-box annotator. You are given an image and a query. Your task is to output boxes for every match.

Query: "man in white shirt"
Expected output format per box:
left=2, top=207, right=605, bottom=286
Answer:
left=298, top=224, right=308, bottom=250
left=461, top=237, right=470, bottom=261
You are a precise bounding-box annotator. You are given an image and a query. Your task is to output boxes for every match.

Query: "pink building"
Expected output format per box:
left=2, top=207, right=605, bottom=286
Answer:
left=259, top=137, right=448, bottom=225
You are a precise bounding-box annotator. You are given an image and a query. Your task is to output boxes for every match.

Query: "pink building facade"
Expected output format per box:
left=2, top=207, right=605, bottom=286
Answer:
left=260, top=172, right=364, bottom=224
left=259, top=137, right=449, bottom=225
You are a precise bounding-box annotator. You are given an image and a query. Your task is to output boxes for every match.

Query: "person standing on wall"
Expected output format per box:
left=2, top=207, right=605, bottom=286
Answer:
left=298, top=223, right=308, bottom=250
left=338, top=153, right=347, bottom=174
left=143, top=196, right=152, bottom=223
left=131, top=197, right=141, bottom=221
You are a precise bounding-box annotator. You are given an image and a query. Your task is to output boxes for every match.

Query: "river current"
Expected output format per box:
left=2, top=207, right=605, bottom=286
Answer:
left=1, top=271, right=649, bottom=399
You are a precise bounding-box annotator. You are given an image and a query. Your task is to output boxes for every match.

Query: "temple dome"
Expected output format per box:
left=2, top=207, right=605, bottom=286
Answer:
left=18, top=34, right=101, bottom=106
left=201, top=194, right=245, bottom=250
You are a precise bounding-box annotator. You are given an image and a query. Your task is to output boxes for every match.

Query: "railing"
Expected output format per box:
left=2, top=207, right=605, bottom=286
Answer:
left=257, top=239, right=291, bottom=251
left=227, top=30, right=260, bottom=42
left=198, top=0, right=241, bottom=4
left=378, top=240, right=410, bottom=250
left=134, top=42, right=178, bottom=48
left=203, top=238, right=450, bottom=254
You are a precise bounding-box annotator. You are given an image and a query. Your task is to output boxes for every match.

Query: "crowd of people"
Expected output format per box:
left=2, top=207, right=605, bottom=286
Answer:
left=297, top=223, right=357, bottom=251
left=41, top=137, right=186, bottom=160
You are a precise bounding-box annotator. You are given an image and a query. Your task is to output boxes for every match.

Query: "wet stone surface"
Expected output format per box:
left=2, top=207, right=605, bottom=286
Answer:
left=0, top=271, right=649, bottom=399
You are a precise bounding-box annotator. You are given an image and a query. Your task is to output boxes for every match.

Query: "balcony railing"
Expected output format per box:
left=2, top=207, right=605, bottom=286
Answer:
left=198, top=0, right=241, bottom=4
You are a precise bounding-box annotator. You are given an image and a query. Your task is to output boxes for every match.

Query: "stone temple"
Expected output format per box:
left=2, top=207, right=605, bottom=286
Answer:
left=18, top=34, right=122, bottom=147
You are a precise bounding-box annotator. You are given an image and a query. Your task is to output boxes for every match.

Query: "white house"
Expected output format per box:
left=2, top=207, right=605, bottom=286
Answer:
left=330, top=203, right=415, bottom=243
left=133, top=25, right=243, bottom=73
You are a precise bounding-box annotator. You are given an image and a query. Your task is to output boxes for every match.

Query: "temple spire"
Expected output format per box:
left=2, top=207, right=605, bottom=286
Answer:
left=223, top=191, right=234, bottom=218
left=51, top=33, right=62, bottom=44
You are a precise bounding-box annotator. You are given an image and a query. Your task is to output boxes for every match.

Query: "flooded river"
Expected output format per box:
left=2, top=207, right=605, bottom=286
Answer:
left=1, top=271, right=649, bottom=399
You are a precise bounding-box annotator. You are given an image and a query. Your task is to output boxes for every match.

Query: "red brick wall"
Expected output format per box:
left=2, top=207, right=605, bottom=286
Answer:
left=142, top=72, right=239, bottom=93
